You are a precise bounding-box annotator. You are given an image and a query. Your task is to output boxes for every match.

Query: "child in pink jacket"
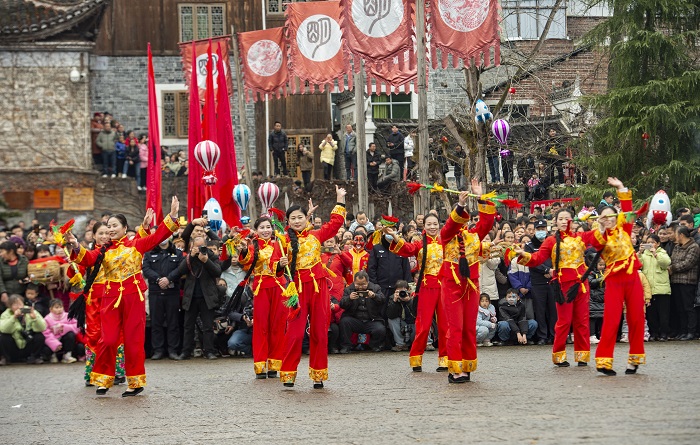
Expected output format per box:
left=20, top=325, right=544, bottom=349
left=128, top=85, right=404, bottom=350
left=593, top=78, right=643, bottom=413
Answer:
left=43, top=299, right=81, bottom=363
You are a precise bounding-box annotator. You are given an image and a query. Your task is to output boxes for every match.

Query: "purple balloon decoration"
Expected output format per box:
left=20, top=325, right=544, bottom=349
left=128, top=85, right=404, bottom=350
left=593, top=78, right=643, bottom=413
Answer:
left=492, top=119, right=510, bottom=145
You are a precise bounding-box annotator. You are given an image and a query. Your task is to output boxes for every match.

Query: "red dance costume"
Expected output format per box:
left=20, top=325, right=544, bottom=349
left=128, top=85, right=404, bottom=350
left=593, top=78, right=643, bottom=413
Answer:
left=389, top=233, right=448, bottom=369
left=280, top=204, right=346, bottom=385
left=339, top=247, right=369, bottom=284
left=595, top=189, right=646, bottom=370
left=239, top=237, right=287, bottom=375
left=72, top=216, right=179, bottom=389
left=518, top=226, right=606, bottom=364
left=439, top=202, right=496, bottom=375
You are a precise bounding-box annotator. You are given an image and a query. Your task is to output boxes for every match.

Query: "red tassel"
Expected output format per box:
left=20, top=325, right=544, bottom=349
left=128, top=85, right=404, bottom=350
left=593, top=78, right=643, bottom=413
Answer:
left=635, top=202, right=649, bottom=217
left=59, top=219, right=75, bottom=234
left=288, top=305, right=301, bottom=320
left=499, top=199, right=523, bottom=209
left=406, top=182, right=423, bottom=195
left=268, top=207, right=286, bottom=221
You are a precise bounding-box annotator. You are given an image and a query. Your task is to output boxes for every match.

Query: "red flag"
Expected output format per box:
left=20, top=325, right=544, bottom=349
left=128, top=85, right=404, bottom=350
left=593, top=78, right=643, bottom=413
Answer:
left=146, top=43, right=163, bottom=222
left=187, top=41, right=204, bottom=221
left=202, top=41, right=217, bottom=141
left=214, top=42, right=241, bottom=228
left=178, top=36, right=233, bottom=103
left=428, top=0, right=500, bottom=68
left=238, top=27, right=289, bottom=102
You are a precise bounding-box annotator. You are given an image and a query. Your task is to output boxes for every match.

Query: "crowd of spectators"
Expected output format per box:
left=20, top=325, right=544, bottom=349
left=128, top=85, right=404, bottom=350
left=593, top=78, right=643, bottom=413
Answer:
left=1, top=198, right=698, bottom=367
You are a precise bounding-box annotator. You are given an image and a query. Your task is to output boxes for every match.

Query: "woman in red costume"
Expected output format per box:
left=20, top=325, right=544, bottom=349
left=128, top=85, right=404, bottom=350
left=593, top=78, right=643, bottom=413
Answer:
left=594, top=177, right=646, bottom=375
left=237, top=217, right=289, bottom=379
left=67, top=198, right=180, bottom=397
left=439, top=188, right=496, bottom=383
left=383, top=213, right=448, bottom=373
left=280, top=185, right=346, bottom=389
left=514, top=208, right=607, bottom=368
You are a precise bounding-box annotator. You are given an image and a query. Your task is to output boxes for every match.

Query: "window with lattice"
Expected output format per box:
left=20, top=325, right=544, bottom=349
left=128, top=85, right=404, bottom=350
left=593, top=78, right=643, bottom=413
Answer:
left=179, top=4, right=226, bottom=42
left=162, top=91, right=189, bottom=139
left=266, top=0, right=307, bottom=15
left=286, top=134, right=313, bottom=178
left=501, top=0, right=566, bottom=40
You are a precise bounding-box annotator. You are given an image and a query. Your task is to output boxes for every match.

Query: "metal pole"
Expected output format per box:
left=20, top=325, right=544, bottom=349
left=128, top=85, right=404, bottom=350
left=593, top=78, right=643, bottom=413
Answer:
left=354, top=64, right=368, bottom=213
left=416, top=0, right=429, bottom=216
left=231, top=25, right=258, bottom=217
left=262, top=0, right=271, bottom=177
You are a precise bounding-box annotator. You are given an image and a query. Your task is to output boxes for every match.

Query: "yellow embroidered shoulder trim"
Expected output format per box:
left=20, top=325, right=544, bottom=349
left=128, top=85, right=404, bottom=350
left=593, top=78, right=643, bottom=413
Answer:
left=163, top=214, right=179, bottom=232
left=450, top=208, right=469, bottom=225
left=617, top=189, right=632, bottom=200
left=478, top=202, right=496, bottom=215
left=390, top=238, right=405, bottom=254
left=331, top=205, right=347, bottom=217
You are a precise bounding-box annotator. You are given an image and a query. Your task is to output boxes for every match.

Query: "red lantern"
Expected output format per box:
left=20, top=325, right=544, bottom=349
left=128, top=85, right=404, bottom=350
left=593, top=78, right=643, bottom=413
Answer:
left=641, top=132, right=650, bottom=140
left=508, top=87, right=516, bottom=95
left=440, top=136, right=449, bottom=144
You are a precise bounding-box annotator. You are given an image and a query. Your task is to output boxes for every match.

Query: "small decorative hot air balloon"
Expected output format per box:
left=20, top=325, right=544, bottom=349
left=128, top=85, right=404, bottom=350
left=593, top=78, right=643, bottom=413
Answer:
left=194, top=140, right=221, bottom=185
left=492, top=119, right=510, bottom=145
left=257, top=182, right=279, bottom=214
left=233, top=184, right=251, bottom=211
left=203, top=198, right=223, bottom=232
left=474, top=99, right=493, bottom=123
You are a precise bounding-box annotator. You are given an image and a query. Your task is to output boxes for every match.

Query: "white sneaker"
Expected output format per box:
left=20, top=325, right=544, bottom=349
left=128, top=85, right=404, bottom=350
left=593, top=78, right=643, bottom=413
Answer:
left=620, top=334, right=629, bottom=343
left=62, top=352, right=77, bottom=364
left=50, top=353, right=58, bottom=364
left=101, top=174, right=107, bottom=178
left=477, top=342, right=483, bottom=347
left=111, top=174, right=116, bottom=178
left=121, top=173, right=127, bottom=179
left=483, top=340, right=493, bottom=347
left=589, top=335, right=600, bottom=344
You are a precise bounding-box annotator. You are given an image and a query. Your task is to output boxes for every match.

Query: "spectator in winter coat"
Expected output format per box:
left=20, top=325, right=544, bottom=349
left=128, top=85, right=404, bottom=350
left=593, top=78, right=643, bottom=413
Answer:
left=367, top=237, right=413, bottom=318
left=669, top=226, right=700, bottom=340
left=588, top=259, right=606, bottom=343
left=137, top=134, right=149, bottom=190
left=366, top=143, right=382, bottom=192
left=377, top=157, right=400, bottom=192
left=386, top=125, right=405, bottom=169
left=0, top=294, right=46, bottom=364
left=42, top=299, right=81, bottom=363
left=348, top=212, right=376, bottom=234
left=640, top=234, right=672, bottom=340
left=96, top=121, right=117, bottom=177
left=476, top=294, right=497, bottom=347
left=268, top=121, right=289, bottom=176
left=497, top=289, right=538, bottom=344
left=508, top=260, right=533, bottom=319
left=318, top=134, right=338, bottom=180
left=226, top=285, right=254, bottom=356
left=339, top=271, right=386, bottom=353
left=386, top=280, right=415, bottom=351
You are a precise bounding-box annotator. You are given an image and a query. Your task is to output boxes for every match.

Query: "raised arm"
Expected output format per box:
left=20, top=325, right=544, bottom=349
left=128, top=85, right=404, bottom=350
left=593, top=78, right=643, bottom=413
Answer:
left=314, top=185, right=347, bottom=243
left=516, top=236, right=555, bottom=268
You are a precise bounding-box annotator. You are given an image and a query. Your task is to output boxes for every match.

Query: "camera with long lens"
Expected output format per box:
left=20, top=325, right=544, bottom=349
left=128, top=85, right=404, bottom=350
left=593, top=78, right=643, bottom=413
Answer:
left=398, top=290, right=408, bottom=299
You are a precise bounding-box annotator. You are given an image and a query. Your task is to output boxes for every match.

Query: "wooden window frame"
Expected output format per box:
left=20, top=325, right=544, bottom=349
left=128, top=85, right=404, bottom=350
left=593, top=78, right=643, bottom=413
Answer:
left=266, top=0, right=305, bottom=16
left=286, top=134, right=313, bottom=179
left=370, top=93, right=413, bottom=119
left=162, top=90, right=189, bottom=139
left=178, top=3, right=227, bottom=42
left=501, top=0, right=567, bottom=41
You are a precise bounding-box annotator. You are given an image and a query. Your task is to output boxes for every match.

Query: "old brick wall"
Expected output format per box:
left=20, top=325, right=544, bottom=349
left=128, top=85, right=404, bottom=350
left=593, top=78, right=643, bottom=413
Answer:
left=0, top=51, right=92, bottom=171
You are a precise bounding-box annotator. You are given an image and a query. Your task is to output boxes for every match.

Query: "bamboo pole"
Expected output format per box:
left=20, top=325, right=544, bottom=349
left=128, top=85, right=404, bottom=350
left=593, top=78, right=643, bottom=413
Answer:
left=354, top=64, right=368, bottom=214
left=416, top=0, right=429, bottom=216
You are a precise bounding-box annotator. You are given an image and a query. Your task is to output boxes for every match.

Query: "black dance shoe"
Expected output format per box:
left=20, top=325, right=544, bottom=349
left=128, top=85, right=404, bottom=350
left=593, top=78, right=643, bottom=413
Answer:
left=596, top=367, right=617, bottom=376
left=625, top=365, right=638, bottom=375
left=313, top=382, right=324, bottom=389
left=448, top=374, right=469, bottom=384
left=96, top=387, right=109, bottom=395
left=435, top=366, right=448, bottom=372
left=267, top=371, right=278, bottom=378
left=114, top=376, right=126, bottom=385
left=255, top=373, right=267, bottom=379
left=555, top=361, right=570, bottom=367
left=578, top=362, right=588, bottom=367
left=283, top=382, right=294, bottom=388
left=122, top=387, right=144, bottom=397
left=412, top=366, right=422, bottom=373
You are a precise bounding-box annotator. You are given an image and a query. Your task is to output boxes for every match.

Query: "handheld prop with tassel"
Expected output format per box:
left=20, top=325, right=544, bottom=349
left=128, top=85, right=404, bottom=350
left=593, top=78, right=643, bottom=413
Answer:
left=406, top=182, right=523, bottom=209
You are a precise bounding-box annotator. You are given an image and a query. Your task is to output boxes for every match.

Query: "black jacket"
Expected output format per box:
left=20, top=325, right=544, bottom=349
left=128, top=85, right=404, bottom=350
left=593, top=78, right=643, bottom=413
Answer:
left=167, top=252, right=222, bottom=311
left=366, top=150, right=382, bottom=174
left=387, top=131, right=405, bottom=158
left=588, top=271, right=605, bottom=318
left=181, top=222, right=220, bottom=251
left=367, top=244, right=412, bottom=290
left=386, top=292, right=416, bottom=322
left=340, top=282, right=385, bottom=321
left=142, top=244, right=183, bottom=294
left=525, top=238, right=553, bottom=285
left=268, top=130, right=288, bottom=152
left=227, top=285, right=254, bottom=332
left=498, top=300, right=529, bottom=334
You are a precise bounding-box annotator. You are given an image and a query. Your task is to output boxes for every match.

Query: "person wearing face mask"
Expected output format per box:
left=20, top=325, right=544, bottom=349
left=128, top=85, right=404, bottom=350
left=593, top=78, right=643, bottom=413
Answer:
left=525, top=219, right=557, bottom=345
left=514, top=207, right=607, bottom=368
left=383, top=213, right=447, bottom=372
left=142, top=236, right=184, bottom=361
left=67, top=200, right=180, bottom=397
left=497, top=289, right=538, bottom=345
left=339, top=233, right=369, bottom=285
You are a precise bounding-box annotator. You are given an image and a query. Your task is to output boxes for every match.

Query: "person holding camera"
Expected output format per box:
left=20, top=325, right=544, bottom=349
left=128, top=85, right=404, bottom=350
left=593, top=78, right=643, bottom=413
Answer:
left=0, top=240, right=30, bottom=311
left=169, top=236, right=222, bottom=361
left=339, top=271, right=386, bottom=353
left=0, top=294, right=47, bottom=365
left=142, top=237, right=184, bottom=361
left=226, top=285, right=254, bottom=357
left=386, top=280, right=415, bottom=352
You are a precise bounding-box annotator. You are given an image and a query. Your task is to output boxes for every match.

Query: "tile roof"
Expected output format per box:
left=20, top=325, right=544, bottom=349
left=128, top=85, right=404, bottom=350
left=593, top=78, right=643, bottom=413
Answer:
left=0, top=0, right=106, bottom=43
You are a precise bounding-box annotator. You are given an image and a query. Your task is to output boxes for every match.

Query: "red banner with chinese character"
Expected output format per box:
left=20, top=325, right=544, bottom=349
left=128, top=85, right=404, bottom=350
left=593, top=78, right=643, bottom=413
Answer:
left=365, top=50, right=419, bottom=94
left=179, top=36, right=233, bottom=103
left=285, top=0, right=351, bottom=93
left=339, top=0, right=415, bottom=69
left=428, top=0, right=500, bottom=69
left=238, top=27, right=289, bottom=102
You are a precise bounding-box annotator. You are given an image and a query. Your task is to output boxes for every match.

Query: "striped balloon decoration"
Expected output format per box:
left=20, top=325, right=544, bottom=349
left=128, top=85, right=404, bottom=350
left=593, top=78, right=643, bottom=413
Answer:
left=491, top=119, right=510, bottom=145
left=194, top=140, right=221, bottom=172
left=257, top=182, right=279, bottom=213
left=233, top=184, right=251, bottom=211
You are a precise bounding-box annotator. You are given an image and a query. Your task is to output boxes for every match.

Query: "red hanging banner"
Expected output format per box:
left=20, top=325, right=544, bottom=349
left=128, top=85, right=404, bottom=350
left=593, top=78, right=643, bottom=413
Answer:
left=338, top=0, right=415, bottom=68
left=365, top=50, right=419, bottom=94
left=179, top=36, right=233, bottom=103
left=285, top=0, right=351, bottom=93
left=428, top=0, right=501, bottom=69
left=238, top=27, right=289, bottom=102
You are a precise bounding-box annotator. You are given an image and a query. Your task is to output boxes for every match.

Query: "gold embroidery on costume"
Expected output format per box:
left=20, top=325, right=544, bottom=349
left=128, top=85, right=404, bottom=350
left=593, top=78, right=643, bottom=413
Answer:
left=90, top=372, right=115, bottom=388
left=409, top=355, right=423, bottom=367
left=553, top=235, right=586, bottom=270
left=309, top=368, right=328, bottom=381
left=552, top=351, right=567, bottom=364
left=417, top=238, right=443, bottom=278
left=602, top=228, right=636, bottom=276
left=438, top=356, right=448, bottom=367
left=574, top=351, right=590, bottom=363
left=254, top=362, right=266, bottom=374
left=443, top=231, right=482, bottom=266
left=267, top=359, right=282, bottom=372
left=628, top=354, right=646, bottom=365
left=127, top=374, right=147, bottom=389
left=330, top=205, right=347, bottom=218
left=461, top=359, right=478, bottom=372
left=449, top=208, right=470, bottom=225
left=280, top=371, right=297, bottom=384
left=595, top=357, right=614, bottom=370
left=447, top=360, right=463, bottom=374
left=295, top=234, right=322, bottom=270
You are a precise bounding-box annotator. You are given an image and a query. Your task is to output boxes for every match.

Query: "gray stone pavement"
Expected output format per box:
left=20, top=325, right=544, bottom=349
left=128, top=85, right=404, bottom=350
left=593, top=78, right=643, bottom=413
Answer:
left=1, top=342, right=699, bottom=445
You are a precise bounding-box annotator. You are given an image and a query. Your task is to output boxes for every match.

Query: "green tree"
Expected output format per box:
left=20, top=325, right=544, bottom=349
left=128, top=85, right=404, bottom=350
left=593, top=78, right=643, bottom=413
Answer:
left=580, top=0, right=700, bottom=207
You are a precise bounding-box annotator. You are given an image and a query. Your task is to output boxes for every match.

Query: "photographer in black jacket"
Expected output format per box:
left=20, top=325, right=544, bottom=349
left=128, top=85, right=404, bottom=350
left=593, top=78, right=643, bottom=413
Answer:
left=143, top=238, right=183, bottom=360
left=339, top=271, right=386, bottom=353
left=169, top=237, right=222, bottom=360
left=525, top=219, right=557, bottom=344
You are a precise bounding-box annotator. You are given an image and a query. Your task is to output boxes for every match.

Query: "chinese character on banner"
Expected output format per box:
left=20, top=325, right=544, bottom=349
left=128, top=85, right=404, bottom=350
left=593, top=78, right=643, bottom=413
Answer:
left=238, top=27, right=289, bottom=102
left=179, top=36, right=234, bottom=102
left=285, top=0, right=351, bottom=93
left=428, top=0, right=501, bottom=69
left=338, top=0, right=415, bottom=69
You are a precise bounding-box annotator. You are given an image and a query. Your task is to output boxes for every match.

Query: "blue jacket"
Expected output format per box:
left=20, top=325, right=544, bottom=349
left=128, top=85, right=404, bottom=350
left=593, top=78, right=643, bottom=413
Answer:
left=508, top=262, right=531, bottom=297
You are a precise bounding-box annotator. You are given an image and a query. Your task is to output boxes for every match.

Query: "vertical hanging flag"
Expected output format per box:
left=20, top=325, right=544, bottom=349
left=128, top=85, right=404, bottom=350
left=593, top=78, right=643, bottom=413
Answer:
left=214, top=42, right=241, bottom=228
left=202, top=41, right=218, bottom=143
left=428, top=0, right=500, bottom=69
left=238, top=27, right=289, bottom=102
left=187, top=40, right=204, bottom=221
left=338, top=0, right=415, bottom=69
left=179, top=36, right=233, bottom=103
left=146, top=43, right=163, bottom=222
left=285, top=0, right=351, bottom=93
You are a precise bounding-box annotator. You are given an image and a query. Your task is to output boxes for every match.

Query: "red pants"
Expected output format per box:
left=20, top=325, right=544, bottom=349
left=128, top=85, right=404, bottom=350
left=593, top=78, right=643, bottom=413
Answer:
left=85, top=298, right=101, bottom=352
left=595, top=272, right=646, bottom=369
left=552, top=281, right=590, bottom=364
left=253, top=286, right=287, bottom=374
left=280, top=278, right=331, bottom=384
left=409, top=285, right=448, bottom=368
left=91, top=291, right=146, bottom=389
left=442, top=278, right=480, bottom=374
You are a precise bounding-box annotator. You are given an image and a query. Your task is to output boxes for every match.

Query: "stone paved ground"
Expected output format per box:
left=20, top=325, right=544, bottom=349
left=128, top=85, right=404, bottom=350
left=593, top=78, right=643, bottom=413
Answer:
left=1, top=342, right=699, bottom=445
